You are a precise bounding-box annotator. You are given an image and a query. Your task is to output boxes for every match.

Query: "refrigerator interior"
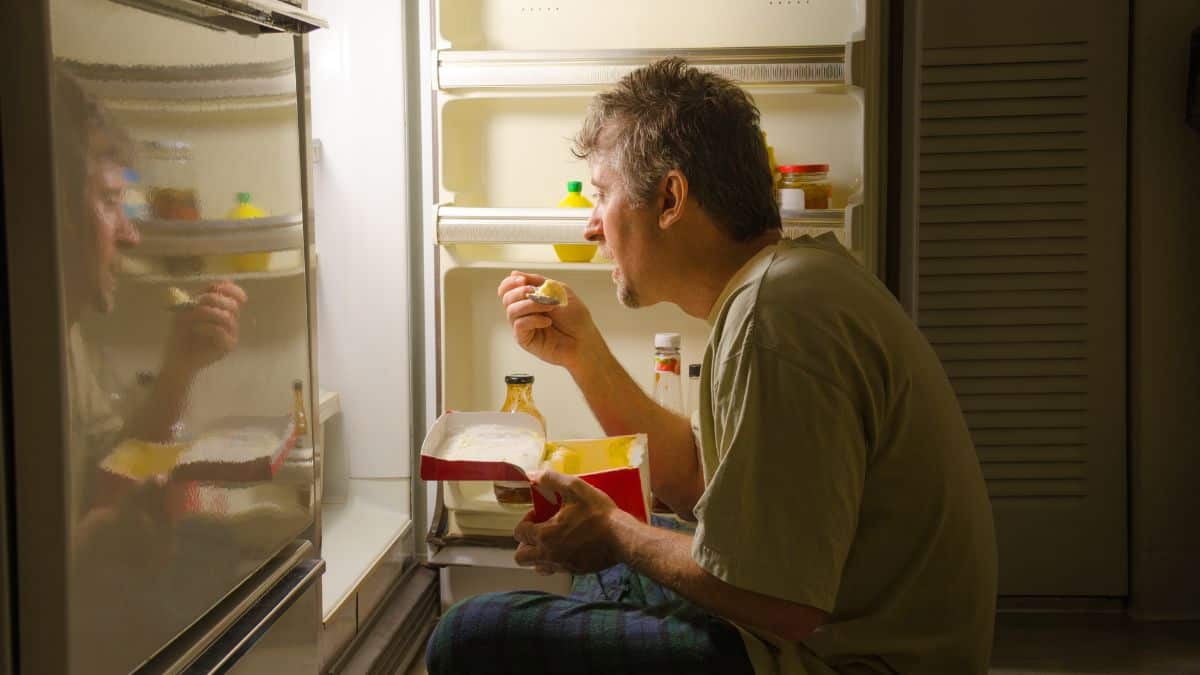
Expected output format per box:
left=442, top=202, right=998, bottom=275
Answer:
left=427, top=0, right=880, bottom=542
left=44, top=1, right=316, bottom=671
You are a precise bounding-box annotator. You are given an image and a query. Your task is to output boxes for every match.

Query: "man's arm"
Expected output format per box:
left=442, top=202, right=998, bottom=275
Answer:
left=499, top=271, right=703, bottom=515
left=515, top=470, right=827, bottom=643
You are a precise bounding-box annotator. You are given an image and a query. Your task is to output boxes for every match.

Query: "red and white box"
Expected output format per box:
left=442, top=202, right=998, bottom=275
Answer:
left=419, top=411, right=650, bottom=523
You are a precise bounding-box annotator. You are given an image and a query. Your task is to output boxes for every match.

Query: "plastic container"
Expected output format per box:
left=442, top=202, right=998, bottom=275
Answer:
left=553, top=180, right=598, bottom=263
left=226, top=192, right=271, bottom=272
left=494, top=373, right=547, bottom=504
left=651, top=333, right=682, bottom=514
left=142, top=140, right=199, bottom=220
left=779, top=164, right=832, bottom=214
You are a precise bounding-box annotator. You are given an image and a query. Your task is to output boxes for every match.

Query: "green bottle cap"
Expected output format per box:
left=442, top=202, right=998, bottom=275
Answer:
left=566, top=181, right=582, bottom=193
left=236, top=192, right=252, bottom=204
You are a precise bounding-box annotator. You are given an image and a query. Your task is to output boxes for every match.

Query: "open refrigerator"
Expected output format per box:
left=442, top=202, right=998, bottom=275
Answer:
left=400, top=0, right=894, bottom=607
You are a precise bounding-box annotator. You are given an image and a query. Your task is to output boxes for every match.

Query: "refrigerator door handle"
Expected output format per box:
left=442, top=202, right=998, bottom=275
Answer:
left=182, top=558, right=325, bottom=675
left=113, top=0, right=328, bottom=35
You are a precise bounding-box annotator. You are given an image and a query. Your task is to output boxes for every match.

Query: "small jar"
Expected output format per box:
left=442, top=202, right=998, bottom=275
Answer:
left=778, top=164, right=832, bottom=215
left=141, top=140, right=199, bottom=220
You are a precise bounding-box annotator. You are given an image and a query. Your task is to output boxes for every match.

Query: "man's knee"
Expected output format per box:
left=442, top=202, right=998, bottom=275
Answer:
left=425, top=592, right=540, bottom=675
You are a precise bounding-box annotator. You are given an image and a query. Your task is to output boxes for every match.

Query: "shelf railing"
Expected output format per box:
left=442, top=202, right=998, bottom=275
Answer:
left=437, top=46, right=848, bottom=90
left=134, top=213, right=304, bottom=257
left=436, top=205, right=845, bottom=245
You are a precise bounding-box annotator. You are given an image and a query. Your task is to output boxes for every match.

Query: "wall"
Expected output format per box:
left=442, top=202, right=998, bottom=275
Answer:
left=1129, top=0, right=1200, bottom=619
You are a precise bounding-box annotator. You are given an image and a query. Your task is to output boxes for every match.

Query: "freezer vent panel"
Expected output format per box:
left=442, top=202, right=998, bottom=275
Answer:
left=916, top=41, right=1094, bottom=501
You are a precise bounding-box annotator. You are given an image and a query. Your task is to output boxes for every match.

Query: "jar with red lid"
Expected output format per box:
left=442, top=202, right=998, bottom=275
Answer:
left=778, top=164, right=832, bottom=215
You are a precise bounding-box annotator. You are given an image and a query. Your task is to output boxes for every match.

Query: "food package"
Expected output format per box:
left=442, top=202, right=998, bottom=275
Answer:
left=419, top=411, right=650, bottom=523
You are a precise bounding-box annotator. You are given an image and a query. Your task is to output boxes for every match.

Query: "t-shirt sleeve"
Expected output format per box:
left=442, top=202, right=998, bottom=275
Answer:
left=691, top=340, right=867, bottom=612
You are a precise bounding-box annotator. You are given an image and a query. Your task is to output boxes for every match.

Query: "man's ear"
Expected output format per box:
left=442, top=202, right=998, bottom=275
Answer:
left=658, top=170, right=688, bottom=231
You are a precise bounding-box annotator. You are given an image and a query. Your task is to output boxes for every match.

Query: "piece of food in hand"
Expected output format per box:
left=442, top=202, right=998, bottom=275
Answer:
left=528, top=278, right=568, bottom=307
left=166, top=286, right=195, bottom=311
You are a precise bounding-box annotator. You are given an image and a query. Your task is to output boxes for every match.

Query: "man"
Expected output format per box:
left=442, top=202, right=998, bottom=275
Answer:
left=427, top=58, right=997, bottom=674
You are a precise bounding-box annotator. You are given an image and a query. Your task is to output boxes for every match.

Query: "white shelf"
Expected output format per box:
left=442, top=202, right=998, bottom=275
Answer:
left=123, top=266, right=304, bottom=284
left=71, top=58, right=299, bottom=111
left=437, top=46, right=848, bottom=90
left=134, top=214, right=303, bottom=256
left=438, top=205, right=846, bottom=246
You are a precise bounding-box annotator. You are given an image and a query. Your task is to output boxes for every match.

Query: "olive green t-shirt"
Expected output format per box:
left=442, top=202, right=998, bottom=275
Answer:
left=692, top=236, right=998, bottom=674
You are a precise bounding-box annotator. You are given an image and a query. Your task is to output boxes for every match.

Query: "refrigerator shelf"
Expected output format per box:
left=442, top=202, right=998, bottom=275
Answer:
left=437, top=205, right=846, bottom=245
left=68, top=58, right=299, bottom=111
left=437, top=46, right=848, bottom=90
left=133, top=213, right=303, bottom=256
left=122, top=265, right=304, bottom=284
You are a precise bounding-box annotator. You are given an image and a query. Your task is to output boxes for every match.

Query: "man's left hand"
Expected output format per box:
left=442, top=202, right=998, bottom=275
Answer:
left=514, top=470, right=630, bottom=575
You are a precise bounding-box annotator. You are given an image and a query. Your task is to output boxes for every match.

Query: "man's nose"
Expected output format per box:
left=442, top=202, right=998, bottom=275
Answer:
left=583, top=207, right=603, bottom=242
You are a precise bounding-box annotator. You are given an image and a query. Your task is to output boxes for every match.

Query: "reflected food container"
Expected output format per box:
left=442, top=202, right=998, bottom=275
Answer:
left=419, top=411, right=650, bottom=523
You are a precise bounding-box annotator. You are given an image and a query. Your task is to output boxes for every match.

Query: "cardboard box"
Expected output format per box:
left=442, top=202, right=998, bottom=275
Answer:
left=419, top=411, right=650, bottom=523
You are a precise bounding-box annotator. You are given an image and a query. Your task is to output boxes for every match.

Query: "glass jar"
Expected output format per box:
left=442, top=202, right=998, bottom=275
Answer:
left=495, top=373, right=546, bottom=505
left=141, top=140, right=199, bottom=220
left=779, top=164, right=832, bottom=215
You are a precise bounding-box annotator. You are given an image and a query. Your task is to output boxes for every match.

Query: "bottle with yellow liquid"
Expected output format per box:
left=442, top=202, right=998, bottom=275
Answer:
left=553, top=181, right=598, bottom=263
left=495, top=373, right=546, bottom=504
left=226, top=192, right=271, bottom=272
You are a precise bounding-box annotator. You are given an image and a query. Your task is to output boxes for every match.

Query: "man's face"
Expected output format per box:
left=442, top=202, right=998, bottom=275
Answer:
left=81, top=157, right=139, bottom=313
left=584, top=157, right=661, bottom=308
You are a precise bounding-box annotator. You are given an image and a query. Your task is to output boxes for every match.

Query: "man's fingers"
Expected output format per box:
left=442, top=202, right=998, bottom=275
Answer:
left=505, top=297, right=556, bottom=323
left=528, top=469, right=579, bottom=503
left=514, top=517, right=538, bottom=546
left=514, top=542, right=541, bottom=567
left=512, top=315, right=553, bottom=337
left=498, top=271, right=547, bottom=297
left=208, top=280, right=248, bottom=305
left=195, top=291, right=241, bottom=316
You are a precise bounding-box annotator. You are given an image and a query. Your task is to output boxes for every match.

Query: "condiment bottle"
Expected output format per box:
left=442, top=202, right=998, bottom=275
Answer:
left=779, top=164, right=832, bottom=214
left=651, top=333, right=683, bottom=513
left=292, top=379, right=309, bottom=447
left=495, top=373, right=546, bottom=504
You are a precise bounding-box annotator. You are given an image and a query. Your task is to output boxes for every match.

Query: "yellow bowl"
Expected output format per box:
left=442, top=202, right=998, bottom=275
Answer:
left=552, top=244, right=598, bottom=263
left=232, top=252, right=272, bottom=272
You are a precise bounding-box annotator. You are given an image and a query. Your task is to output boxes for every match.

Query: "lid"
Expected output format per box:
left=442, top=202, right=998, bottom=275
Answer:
left=236, top=192, right=252, bottom=204
left=566, top=180, right=583, bottom=193
left=505, top=373, right=535, bottom=385
left=779, top=163, right=829, bottom=174
left=292, top=379, right=303, bottom=390
left=654, top=332, right=681, bottom=349
left=688, top=363, right=702, bottom=378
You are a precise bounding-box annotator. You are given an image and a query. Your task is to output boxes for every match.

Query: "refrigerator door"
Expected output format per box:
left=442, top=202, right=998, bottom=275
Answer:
left=0, top=0, right=320, bottom=672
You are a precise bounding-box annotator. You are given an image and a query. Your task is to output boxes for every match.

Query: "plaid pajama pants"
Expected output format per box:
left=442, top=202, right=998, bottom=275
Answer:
left=425, top=563, right=754, bottom=674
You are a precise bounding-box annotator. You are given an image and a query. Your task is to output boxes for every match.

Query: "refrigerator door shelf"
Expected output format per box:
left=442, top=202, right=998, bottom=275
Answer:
left=438, top=46, right=848, bottom=90
left=64, top=59, right=298, bottom=112
left=113, top=0, right=327, bottom=35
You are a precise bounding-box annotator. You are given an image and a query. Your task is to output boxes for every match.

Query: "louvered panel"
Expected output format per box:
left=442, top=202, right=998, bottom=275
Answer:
left=922, top=150, right=1086, bottom=172
left=922, top=79, right=1088, bottom=101
left=958, top=393, right=1086, bottom=412
left=987, top=481, right=1084, bottom=498
left=972, top=427, right=1087, bottom=446
left=945, top=358, right=1086, bottom=378
left=920, top=237, right=1085, bottom=257
left=978, top=445, right=1085, bottom=462
left=937, top=342, right=1087, bottom=362
left=922, top=114, right=1087, bottom=137
left=920, top=221, right=1086, bottom=240
left=949, top=376, right=1085, bottom=395
left=982, top=462, right=1085, bottom=480
left=922, top=132, right=1086, bottom=154
left=919, top=255, right=1086, bottom=276
left=919, top=272, right=1087, bottom=292
left=966, top=410, right=1086, bottom=429
left=921, top=97, right=1089, bottom=119
left=923, top=308, right=1085, bottom=329
left=920, top=186, right=1088, bottom=206
left=920, top=203, right=1086, bottom=223
left=922, top=42, right=1088, bottom=67
left=915, top=7, right=1127, bottom=593
left=923, top=61, right=1089, bottom=84
left=921, top=168, right=1086, bottom=189
left=921, top=290, right=1087, bottom=310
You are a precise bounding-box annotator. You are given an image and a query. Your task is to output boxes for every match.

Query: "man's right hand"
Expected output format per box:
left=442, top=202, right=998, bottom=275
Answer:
left=498, top=271, right=603, bottom=371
